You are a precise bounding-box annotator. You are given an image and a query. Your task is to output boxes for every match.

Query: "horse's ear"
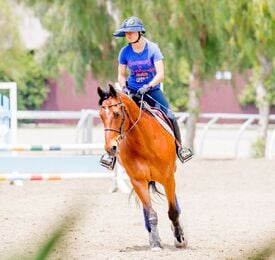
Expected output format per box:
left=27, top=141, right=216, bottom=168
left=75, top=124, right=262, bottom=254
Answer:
left=109, top=84, right=117, bottom=97
left=97, top=86, right=104, bottom=98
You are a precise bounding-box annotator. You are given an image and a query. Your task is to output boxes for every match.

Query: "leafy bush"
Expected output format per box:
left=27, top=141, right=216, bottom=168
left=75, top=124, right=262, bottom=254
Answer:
left=0, top=51, right=49, bottom=110
left=239, top=81, right=257, bottom=106
left=251, top=137, right=266, bottom=158
left=0, top=0, right=49, bottom=110
left=239, top=68, right=275, bottom=107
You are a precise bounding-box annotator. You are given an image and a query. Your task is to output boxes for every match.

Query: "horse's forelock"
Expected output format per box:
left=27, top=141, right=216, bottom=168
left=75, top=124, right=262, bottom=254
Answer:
left=98, top=87, right=120, bottom=106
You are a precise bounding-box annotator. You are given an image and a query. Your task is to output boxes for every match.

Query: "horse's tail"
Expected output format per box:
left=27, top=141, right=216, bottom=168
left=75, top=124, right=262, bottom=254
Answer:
left=129, top=181, right=165, bottom=206
left=148, top=181, right=165, bottom=196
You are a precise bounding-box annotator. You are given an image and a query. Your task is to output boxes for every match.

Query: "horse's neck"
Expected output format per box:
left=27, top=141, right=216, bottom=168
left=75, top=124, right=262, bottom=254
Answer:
left=122, top=96, right=143, bottom=125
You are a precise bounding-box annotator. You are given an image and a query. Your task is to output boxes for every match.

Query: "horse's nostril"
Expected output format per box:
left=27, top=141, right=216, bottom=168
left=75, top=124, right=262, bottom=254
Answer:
left=111, top=146, right=117, bottom=153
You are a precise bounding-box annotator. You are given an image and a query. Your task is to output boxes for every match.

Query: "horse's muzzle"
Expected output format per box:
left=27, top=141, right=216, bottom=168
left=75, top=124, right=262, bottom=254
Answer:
left=105, top=144, right=117, bottom=156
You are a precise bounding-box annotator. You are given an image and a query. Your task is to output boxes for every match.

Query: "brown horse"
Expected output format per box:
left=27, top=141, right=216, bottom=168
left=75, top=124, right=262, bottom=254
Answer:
left=98, top=84, right=187, bottom=250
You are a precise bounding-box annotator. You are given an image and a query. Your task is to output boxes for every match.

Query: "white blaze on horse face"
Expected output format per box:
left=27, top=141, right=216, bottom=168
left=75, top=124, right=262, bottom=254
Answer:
left=100, top=98, right=124, bottom=155
left=102, top=109, right=119, bottom=154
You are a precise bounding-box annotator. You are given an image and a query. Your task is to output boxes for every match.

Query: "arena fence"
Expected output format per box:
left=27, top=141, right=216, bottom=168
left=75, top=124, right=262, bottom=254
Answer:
left=0, top=143, right=130, bottom=193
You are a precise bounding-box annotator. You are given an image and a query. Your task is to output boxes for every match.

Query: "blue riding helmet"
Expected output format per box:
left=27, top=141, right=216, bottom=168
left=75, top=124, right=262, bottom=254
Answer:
left=113, top=16, right=146, bottom=37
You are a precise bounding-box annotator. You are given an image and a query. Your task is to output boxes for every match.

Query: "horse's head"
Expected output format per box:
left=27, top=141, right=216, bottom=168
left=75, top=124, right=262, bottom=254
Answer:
left=98, top=84, right=125, bottom=156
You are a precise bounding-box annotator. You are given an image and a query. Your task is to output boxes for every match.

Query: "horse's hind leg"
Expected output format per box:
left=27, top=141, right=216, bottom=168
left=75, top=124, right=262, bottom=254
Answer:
left=164, top=176, right=187, bottom=248
left=170, top=196, right=187, bottom=248
left=131, top=178, right=162, bottom=250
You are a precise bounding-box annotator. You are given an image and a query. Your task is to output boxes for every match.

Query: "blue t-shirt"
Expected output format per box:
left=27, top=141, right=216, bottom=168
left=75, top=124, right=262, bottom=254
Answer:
left=118, top=40, right=164, bottom=92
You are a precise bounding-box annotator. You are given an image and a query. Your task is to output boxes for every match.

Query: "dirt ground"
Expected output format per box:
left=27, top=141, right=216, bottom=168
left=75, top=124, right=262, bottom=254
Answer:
left=0, top=159, right=275, bottom=260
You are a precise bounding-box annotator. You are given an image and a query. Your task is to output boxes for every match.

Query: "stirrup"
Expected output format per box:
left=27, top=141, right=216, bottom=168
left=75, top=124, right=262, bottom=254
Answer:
left=177, top=147, right=193, bottom=164
left=100, top=153, right=116, bottom=170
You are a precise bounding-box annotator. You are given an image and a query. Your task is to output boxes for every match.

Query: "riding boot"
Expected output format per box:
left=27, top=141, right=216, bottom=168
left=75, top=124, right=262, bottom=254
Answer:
left=171, top=118, right=193, bottom=163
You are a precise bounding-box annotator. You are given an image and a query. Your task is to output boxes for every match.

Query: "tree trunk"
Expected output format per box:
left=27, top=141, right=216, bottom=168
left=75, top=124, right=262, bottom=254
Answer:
left=185, top=63, right=200, bottom=152
left=255, top=81, right=270, bottom=157
left=255, top=56, right=272, bottom=157
left=256, top=81, right=269, bottom=141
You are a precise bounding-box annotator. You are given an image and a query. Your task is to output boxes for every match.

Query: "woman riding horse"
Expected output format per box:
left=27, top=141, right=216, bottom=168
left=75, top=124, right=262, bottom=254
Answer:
left=105, top=16, right=193, bottom=168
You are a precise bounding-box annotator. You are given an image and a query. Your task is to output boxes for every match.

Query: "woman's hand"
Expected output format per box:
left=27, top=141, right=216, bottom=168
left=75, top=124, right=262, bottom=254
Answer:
left=137, top=84, right=151, bottom=95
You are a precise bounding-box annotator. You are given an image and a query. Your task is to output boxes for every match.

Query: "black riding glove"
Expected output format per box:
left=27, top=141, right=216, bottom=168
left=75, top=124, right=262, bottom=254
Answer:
left=137, top=84, right=151, bottom=95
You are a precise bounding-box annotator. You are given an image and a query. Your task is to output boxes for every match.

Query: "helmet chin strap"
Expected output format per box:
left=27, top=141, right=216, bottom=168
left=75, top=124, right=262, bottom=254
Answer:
left=130, top=32, right=142, bottom=44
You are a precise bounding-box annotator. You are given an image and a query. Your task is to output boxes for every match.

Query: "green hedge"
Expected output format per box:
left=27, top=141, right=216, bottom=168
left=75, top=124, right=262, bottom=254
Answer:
left=0, top=51, right=49, bottom=110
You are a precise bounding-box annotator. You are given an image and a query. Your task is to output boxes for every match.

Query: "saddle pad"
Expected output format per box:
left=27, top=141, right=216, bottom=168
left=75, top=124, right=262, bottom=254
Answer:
left=141, top=101, right=175, bottom=138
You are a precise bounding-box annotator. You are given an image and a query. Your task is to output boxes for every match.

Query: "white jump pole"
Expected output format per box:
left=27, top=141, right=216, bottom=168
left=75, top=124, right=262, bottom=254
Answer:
left=0, top=143, right=105, bottom=152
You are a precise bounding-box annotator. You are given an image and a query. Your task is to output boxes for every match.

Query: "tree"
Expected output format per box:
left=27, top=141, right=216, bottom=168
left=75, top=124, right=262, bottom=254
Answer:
left=165, top=0, right=230, bottom=150
left=0, top=0, right=49, bottom=110
left=20, top=0, right=119, bottom=88
left=227, top=0, right=275, bottom=157
left=20, top=0, right=191, bottom=109
left=0, top=0, right=25, bottom=78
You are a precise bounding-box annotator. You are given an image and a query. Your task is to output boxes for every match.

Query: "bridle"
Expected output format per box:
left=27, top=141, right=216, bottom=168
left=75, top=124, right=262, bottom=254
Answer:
left=100, top=99, right=126, bottom=143
left=100, top=93, right=144, bottom=145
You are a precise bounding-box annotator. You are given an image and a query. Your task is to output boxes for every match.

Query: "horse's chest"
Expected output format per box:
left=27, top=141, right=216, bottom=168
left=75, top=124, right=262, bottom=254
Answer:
left=121, top=139, right=153, bottom=158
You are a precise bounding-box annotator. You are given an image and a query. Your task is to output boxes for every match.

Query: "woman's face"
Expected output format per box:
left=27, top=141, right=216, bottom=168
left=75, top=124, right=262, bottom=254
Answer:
left=125, top=32, right=139, bottom=43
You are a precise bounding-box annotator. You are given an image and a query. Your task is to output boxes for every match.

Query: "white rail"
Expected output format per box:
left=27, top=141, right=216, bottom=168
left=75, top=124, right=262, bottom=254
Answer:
left=17, top=110, right=83, bottom=119
left=192, top=113, right=275, bottom=159
left=17, top=109, right=99, bottom=144
left=5, top=109, right=275, bottom=160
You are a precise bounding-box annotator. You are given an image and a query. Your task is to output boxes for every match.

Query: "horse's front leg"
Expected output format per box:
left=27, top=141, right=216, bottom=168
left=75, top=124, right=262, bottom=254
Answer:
left=164, top=176, right=187, bottom=248
left=130, top=178, right=162, bottom=250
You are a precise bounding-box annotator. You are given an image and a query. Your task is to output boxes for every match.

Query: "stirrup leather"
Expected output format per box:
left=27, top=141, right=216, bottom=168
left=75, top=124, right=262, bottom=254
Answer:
left=100, top=153, right=116, bottom=170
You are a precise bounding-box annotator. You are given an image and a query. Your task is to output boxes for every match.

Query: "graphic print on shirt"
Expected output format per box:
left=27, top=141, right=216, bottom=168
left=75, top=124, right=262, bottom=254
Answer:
left=118, top=40, right=163, bottom=91
left=128, top=59, right=155, bottom=84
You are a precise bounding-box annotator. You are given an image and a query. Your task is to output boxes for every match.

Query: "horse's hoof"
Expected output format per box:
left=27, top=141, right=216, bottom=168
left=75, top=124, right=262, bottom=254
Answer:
left=174, top=237, right=188, bottom=249
left=149, top=231, right=162, bottom=249
left=151, top=246, right=163, bottom=251
left=171, top=223, right=188, bottom=249
left=150, top=240, right=163, bottom=250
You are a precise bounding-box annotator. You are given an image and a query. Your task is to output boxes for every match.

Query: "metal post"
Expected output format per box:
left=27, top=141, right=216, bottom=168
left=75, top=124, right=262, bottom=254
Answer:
left=10, top=83, right=17, bottom=144
left=0, top=82, right=17, bottom=144
left=109, top=163, right=130, bottom=194
left=199, top=117, right=219, bottom=157
left=267, top=128, right=275, bottom=160
left=234, top=117, right=256, bottom=158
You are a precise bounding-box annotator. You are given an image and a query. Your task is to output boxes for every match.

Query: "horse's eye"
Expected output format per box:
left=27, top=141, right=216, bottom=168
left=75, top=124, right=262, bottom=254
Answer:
left=114, top=111, right=120, bottom=118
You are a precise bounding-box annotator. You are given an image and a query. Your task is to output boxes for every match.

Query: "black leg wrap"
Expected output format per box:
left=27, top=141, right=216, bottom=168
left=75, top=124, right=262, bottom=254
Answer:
left=168, top=205, right=180, bottom=224
left=169, top=206, right=187, bottom=248
left=174, top=225, right=184, bottom=242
